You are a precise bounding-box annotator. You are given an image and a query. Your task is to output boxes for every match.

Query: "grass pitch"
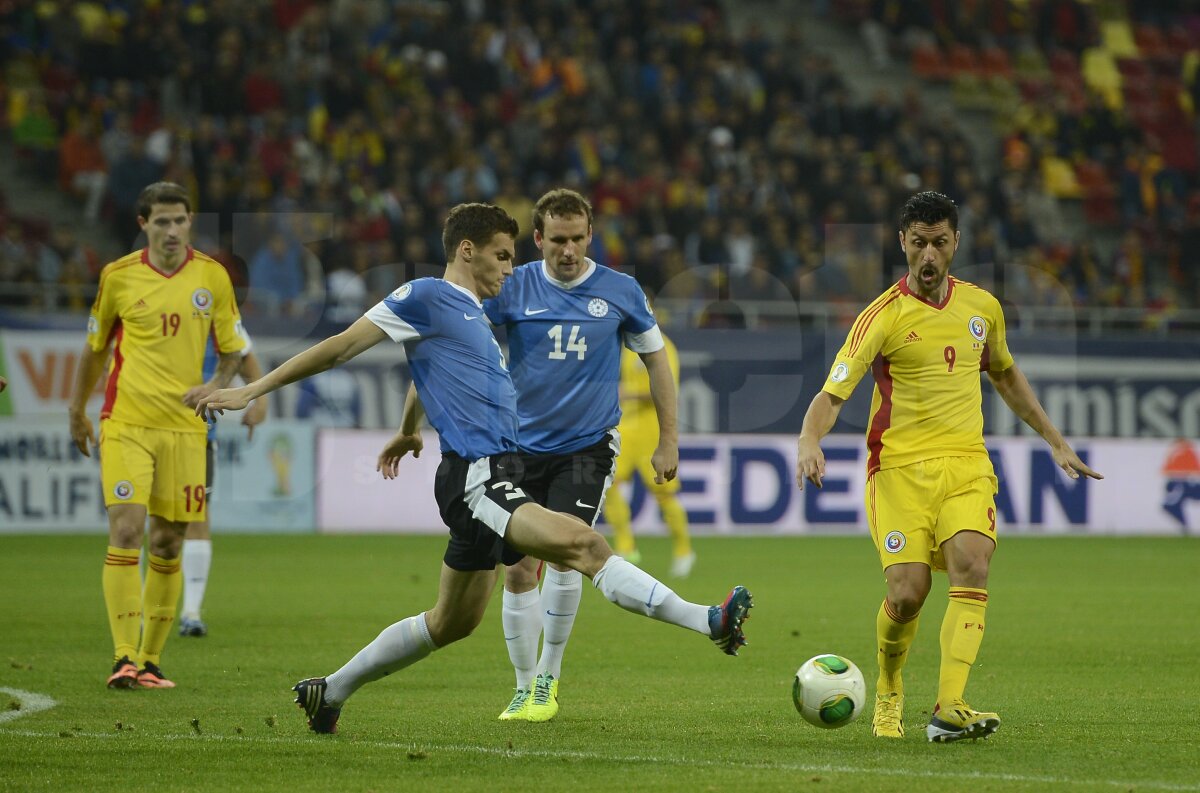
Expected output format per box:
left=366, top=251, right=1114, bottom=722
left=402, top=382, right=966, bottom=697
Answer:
left=1, top=534, right=1198, bottom=792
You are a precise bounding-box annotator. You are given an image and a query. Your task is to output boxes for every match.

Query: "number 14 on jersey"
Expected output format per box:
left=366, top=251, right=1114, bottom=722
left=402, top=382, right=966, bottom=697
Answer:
left=547, top=324, right=587, bottom=360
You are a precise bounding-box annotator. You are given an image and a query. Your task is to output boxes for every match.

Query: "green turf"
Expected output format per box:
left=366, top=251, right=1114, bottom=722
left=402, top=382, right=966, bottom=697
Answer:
left=1, top=534, right=1198, bottom=792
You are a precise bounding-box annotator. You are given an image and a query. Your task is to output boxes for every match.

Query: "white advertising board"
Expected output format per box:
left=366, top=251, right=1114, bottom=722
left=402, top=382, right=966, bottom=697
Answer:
left=314, top=432, right=1200, bottom=536
left=0, top=417, right=316, bottom=532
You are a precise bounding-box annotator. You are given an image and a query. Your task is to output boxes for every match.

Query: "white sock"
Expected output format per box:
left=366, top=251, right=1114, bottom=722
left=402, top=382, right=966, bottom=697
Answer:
left=181, top=539, right=212, bottom=619
left=591, top=556, right=711, bottom=635
left=536, top=567, right=582, bottom=680
left=324, top=613, right=436, bottom=706
left=502, top=587, right=541, bottom=689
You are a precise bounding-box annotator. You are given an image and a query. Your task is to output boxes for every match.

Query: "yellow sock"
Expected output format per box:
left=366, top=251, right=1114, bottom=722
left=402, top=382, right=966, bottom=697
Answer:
left=103, top=546, right=142, bottom=662
left=603, top=485, right=637, bottom=556
left=657, top=495, right=691, bottom=558
left=876, top=598, right=920, bottom=694
left=138, top=554, right=182, bottom=667
left=936, top=587, right=988, bottom=708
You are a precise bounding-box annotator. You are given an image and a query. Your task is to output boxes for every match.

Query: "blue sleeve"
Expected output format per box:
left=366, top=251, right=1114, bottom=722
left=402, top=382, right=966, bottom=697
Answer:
left=618, top=276, right=657, bottom=334
left=482, top=295, right=504, bottom=325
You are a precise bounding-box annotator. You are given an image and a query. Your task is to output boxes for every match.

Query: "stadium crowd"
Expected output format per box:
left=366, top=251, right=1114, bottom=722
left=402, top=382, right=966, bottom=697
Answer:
left=1, top=0, right=1198, bottom=324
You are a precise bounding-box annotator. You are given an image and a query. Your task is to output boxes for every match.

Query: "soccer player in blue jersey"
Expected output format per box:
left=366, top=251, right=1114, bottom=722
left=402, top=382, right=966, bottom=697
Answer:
left=178, top=335, right=266, bottom=638
left=196, top=203, right=752, bottom=735
left=480, top=188, right=682, bottom=722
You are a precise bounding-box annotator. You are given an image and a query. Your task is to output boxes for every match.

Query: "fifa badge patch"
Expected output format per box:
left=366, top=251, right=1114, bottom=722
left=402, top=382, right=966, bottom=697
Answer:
left=588, top=298, right=609, bottom=318
left=884, top=531, right=906, bottom=553
left=113, top=481, right=134, bottom=501
left=830, top=363, right=849, bottom=383
left=392, top=283, right=413, bottom=301
left=968, top=316, right=987, bottom=342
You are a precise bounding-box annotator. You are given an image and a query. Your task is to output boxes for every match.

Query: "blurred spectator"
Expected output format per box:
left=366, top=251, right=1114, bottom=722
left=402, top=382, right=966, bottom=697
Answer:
left=249, top=231, right=308, bottom=317
left=58, top=118, right=109, bottom=223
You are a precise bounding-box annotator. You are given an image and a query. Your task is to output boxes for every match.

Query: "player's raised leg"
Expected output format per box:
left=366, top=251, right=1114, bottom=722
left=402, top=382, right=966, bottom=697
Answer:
left=505, top=502, right=752, bottom=654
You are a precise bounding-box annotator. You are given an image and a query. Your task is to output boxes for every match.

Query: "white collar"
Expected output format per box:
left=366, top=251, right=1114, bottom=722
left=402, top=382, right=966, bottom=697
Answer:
left=541, top=257, right=596, bottom=290
left=443, top=278, right=483, bottom=307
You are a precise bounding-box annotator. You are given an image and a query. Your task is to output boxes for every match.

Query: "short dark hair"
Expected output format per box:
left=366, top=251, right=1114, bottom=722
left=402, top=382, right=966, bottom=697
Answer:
left=532, top=188, right=593, bottom=235
left=899, top=191, right=958, bottom=234
left=137, top=182, right=192, bottom=220
left=442, top=203, right=519, bottom=261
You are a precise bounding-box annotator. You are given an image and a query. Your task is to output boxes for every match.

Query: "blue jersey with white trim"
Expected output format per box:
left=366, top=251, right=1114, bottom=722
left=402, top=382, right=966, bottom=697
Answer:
left=483, top=260, right=662, bottom=454
left=366, top=277, right=519, bottom=459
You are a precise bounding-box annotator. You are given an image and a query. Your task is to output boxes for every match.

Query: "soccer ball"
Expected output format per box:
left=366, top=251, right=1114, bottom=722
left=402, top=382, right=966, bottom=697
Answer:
left=792, top=654, right=866, bottom=729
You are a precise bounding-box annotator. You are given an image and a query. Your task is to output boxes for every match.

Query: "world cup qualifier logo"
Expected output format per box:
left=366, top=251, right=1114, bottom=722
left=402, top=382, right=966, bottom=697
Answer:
left=113, top=480, right=134, bottom=501
left=1162, top=440, right=1200, bottom=530
left=884, top=531, right=906, bottom=553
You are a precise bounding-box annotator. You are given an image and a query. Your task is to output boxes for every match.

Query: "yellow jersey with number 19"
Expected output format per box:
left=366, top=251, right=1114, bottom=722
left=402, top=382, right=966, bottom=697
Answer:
left=87, top=246, right=248, bottom=433
left=821, top=276, right=1014, bottom=476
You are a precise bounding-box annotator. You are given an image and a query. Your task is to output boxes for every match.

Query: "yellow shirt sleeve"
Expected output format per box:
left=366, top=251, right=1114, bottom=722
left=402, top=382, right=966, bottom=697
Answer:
left=208, top=266, right=248, bottom=356
left=984, top=296, right=1014, bottom=372
left=87, top=264, right=122, bottom=353
left=822, top=291, right=900, bottom=400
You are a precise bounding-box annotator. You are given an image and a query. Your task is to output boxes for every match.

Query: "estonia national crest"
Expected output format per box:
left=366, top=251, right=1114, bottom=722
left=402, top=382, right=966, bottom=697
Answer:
left=588, top=298, right=609, bottom=318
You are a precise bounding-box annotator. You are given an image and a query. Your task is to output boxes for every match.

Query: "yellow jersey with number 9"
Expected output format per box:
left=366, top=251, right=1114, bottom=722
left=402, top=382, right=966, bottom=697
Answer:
left=821, top=276, right=1014, bottom=475
left=87, top=247, right=247, bottom=433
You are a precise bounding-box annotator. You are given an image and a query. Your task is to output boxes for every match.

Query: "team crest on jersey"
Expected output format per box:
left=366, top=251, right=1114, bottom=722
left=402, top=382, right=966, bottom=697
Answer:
left=830, top=363, right=849, bottom=383
left=968, top=316, right=987, bottom=342
left=113, top=480, right=134, bottom=501
left=392, top=283, right=413, bottom=301
left=587, top=298, right=609, bottom=318
left=884, top=531, right=906, bottom=553
left=191, top=288, right=213, bottom=312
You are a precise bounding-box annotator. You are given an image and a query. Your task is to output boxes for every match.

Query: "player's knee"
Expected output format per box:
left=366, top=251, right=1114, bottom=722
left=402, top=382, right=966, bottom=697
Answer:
left=505, top=562, right=539, bottom=592
left=951, top=555, right=991, bottom=589
left=887, top=578, right=931, bottom=618
left=569, top=530, right=611, bottom=576
left=427, top=608, right=483, bottom=646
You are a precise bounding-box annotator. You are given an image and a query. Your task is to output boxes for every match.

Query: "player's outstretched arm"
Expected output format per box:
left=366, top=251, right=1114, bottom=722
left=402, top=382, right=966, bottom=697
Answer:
left=377, top=382, right=425, bottom=480
left=183, top=352, right=241, bottom=408
left=238, top=350, right=269, bottom=440
left=641, top=348, right=679, bottom=483
left=796, top=391, right=845, bottom=489
left=987, top=363, right=1104, bottom=481
left=197, top=317, right=387, bottom=419
left=67, top=344, right=110, bottom=457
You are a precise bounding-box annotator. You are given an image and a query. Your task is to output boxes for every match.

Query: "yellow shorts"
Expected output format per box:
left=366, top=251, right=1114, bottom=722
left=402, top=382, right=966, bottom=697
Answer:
left=866, top=456, right=998, bottom=572
left=613, top=415, right=680, bottom=495
left=99, top=419, right=208, bottom=522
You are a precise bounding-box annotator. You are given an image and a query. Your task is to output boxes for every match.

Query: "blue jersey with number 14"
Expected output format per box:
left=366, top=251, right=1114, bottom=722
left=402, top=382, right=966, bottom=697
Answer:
left=484, top=260, right=662, bottom=455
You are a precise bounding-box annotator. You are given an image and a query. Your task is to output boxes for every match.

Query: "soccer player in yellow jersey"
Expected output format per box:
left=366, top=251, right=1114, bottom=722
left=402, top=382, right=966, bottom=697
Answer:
left=603, top=332, right=695, bottom=577
left=796, top=192, right=1102, bottom=743
left=67, top=182, right=249, bottom=689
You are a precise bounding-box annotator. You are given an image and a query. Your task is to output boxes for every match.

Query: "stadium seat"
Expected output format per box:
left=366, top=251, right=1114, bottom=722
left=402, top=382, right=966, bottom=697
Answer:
left=947, top=44, right=980, bottom=77
left=1134, top=24, right=1169, bottom=61
left=911, top=43, right=947, bottom=81
left=980, top=46, right=1013, bottom=80
left=1075, top=161, right=1120, bottom=225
